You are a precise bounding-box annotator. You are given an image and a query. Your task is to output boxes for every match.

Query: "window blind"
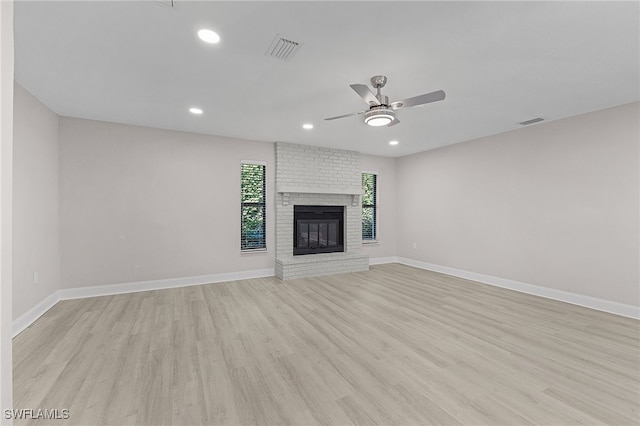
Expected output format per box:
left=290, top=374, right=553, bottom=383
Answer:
left=241, top=163, right=266, bottom=250
left=362, top=172, right=377, bottom=241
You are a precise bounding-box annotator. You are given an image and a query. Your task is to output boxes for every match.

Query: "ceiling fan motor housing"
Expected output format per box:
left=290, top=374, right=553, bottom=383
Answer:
left=375, top=95, right=390, bottom=105
left=364, top=106, right=395, bottom=126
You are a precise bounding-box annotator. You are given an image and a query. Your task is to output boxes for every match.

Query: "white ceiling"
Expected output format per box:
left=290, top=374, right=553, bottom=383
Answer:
left=14, top=1, right=640, bottom=157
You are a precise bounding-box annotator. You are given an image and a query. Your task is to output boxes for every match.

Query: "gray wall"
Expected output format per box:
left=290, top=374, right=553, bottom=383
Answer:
left=1, top=0, right=14, bottom=413
left=361, top=154, right=397, bottom=260
left=396, top=102, right=639, bottom=305
left=13, top=84, right=60, bottom=319
left=59, top=117, right=275, bottom=289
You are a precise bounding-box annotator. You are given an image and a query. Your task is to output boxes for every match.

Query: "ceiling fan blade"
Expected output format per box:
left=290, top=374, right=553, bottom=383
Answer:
left=387, top=117, right=400, bottom=127
left=324, top=111, right=364, bottom=121
left=391, top=90, right=446, bottom=110
left=350, top=84, right=381, bottom=106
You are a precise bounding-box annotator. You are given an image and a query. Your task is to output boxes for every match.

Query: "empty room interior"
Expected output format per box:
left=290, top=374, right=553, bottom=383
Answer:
left=1, top=1, right=639, bottom=425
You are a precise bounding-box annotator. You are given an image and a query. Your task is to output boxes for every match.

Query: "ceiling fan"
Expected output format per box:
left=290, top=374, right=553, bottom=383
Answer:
left=325, top=75, right=445, bottom=127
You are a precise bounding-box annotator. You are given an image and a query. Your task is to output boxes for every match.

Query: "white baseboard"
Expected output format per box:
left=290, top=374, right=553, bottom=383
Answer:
left=57, top=268, right=275, bottom=300
left=12, top=292, right=60, bottom=338
left=369, top=256, right=399, bottom=265
left=397, top=257, right=640, bottom=320
left=13, top=267, right=275, bottom=337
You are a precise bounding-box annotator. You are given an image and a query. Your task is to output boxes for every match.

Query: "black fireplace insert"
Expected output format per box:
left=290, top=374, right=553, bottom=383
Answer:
left=293, top=205, right=344, bottom=255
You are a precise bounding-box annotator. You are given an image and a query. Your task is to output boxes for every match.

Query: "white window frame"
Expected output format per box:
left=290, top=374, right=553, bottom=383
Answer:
left=362, top=170, right=378, bottom=243
left=241, top=160, right=267, bottom=252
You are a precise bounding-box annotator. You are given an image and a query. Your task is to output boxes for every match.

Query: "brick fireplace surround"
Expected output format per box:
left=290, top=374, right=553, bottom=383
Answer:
left=275, top=142, right=369, bottom=280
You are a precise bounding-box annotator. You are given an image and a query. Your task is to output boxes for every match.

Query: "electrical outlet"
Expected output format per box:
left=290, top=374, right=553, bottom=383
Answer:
left=412, top=242, right=417, bottom=250
left=33, top=272, right=39, bottom=285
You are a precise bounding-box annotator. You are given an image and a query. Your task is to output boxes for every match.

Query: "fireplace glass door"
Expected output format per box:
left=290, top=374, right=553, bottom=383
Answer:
left=293, top=206, right=344, bottom=255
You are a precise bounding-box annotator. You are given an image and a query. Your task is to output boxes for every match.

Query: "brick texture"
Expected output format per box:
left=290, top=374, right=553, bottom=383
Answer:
left=275, top=143, right=369, bottom=279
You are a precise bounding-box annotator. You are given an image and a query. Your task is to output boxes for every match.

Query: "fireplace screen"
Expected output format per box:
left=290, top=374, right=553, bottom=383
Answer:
left=293, top=206, right=344, bottom=255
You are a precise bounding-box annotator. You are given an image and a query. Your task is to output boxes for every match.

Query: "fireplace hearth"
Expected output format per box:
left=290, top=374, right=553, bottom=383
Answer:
left=293, top=205, right=344, bottom=255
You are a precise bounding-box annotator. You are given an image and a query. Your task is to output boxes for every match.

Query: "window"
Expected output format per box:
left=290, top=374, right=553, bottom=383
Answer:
left=362, top=172, right=377, bottom=241
left=241, top=162, right=266, bottom=251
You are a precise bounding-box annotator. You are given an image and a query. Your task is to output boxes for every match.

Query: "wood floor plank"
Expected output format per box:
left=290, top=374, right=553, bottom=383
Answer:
left=13, top=263, right=640, bottom=425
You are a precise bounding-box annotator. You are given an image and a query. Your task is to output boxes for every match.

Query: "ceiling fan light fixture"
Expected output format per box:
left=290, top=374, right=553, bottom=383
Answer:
left=324, top=76, right=445, bottom=127
left=364, top=107, right=395, bottom=127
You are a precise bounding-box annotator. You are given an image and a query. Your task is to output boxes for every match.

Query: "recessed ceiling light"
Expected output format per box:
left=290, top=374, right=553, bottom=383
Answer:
left=389, top=140, right=399, bottom=146
left=189, top=107, right=203, bottom=115
left=302, top=123, right=313, bottom=130
left=197, top=29, right=220, bottom=44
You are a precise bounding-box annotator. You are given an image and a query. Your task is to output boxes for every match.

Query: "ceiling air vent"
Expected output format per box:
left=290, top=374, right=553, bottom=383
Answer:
left=153, top=0, right=175, bottom=7
left=519, top=117, right=544, bottom=126
left=266, top=35, right=301, bottom=60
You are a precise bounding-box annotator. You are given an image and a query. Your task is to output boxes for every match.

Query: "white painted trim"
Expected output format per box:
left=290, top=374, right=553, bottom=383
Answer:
left=240, top=248, right=268, bottom=255
left=397, top=257, right=640, bottom=320
left=369, top=256, right=399, bottom=265
left=12, top=292, right=60, bottom=338
left=13, top=268, right=275, bottom=337
left=241, top=159, right=267, bottom=166
left=58, top=268, right=275, bottom=300
left=275, top=185, right=362, bottom=195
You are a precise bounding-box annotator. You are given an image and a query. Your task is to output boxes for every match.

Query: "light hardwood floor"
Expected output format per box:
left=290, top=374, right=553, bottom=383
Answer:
left=13, top=264, right=640, bottom=425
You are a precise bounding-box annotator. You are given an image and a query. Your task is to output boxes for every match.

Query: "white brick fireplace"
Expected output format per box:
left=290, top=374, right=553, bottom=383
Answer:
left=275, top=142, right=369, bottom=280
